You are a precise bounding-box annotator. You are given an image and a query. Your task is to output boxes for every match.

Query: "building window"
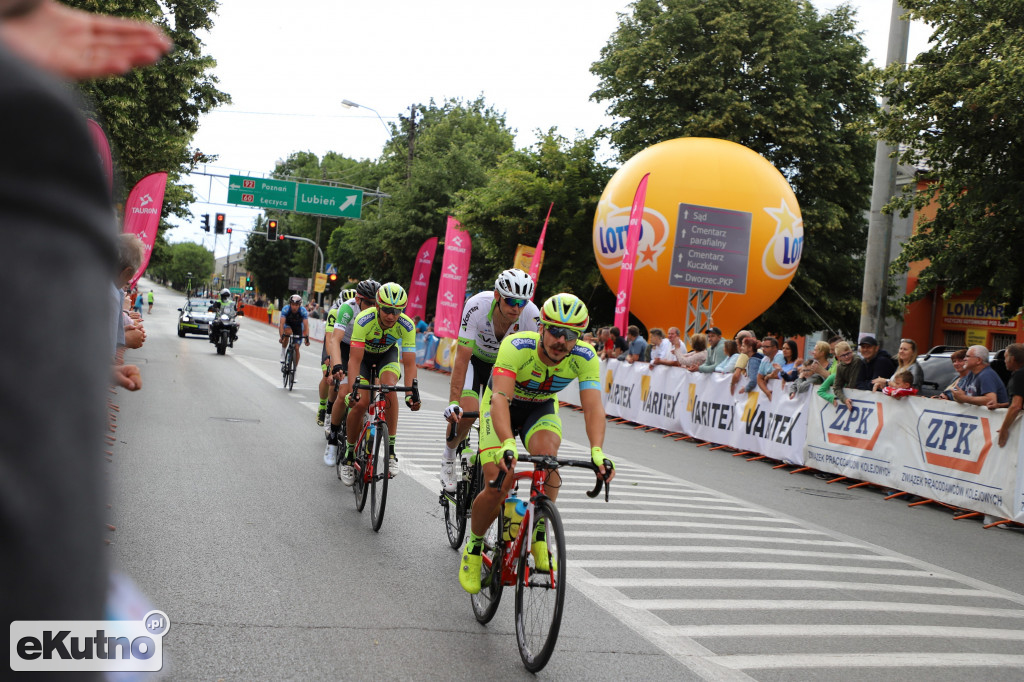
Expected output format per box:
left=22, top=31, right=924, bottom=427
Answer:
left=990, top=334, right=1015, bottom=352
left=943, top=330, right=966, bottom=348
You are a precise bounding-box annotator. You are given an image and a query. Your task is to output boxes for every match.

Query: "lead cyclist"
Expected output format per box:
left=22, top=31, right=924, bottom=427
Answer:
left=457, top=293, right=614, bottom=594
left=441, top=269, right=539, bottom=493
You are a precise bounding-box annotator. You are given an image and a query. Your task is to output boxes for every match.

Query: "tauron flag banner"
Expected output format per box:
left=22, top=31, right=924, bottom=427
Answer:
left=434, top=216, right=471, bottom=339
left=407, top=237, right=437, bottom=319
left=528, top=202, right=554, bottom=298
left=123, top=172, right=167, bottom=289
left=613, top=173, right=650, bottom=332
left=86, top=119, right=113, bottom=198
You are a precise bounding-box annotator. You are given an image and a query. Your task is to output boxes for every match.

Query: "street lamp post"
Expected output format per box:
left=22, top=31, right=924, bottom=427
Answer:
left=340, top=99, right=392, bottom=138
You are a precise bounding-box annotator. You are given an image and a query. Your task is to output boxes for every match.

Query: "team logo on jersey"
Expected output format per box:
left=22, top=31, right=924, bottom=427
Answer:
left=356, top=310, right=376, bottom=325
left=511, top=336, right=536, bottom=351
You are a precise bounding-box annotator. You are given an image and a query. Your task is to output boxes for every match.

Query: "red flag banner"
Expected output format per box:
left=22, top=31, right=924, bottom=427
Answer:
left=528, top=202, right=553, bottom=298
left=434, top=216, right=472, bottom=339
left=407, top=237, right=437, bottom=319
left=613, top=173, right=650, bottom=332
left=123, top=172, right=167, bottom=289
left=86, top=119, right=114, bottom=199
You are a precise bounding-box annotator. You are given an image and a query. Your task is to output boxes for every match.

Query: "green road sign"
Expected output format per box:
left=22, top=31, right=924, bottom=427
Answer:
left=227, top=175, right=296, bottom=210
left=296, top=183, right=362, bottom=219
left=226, top=174, right=362, bottom=218
left=228, top=287, right=243, bottom=294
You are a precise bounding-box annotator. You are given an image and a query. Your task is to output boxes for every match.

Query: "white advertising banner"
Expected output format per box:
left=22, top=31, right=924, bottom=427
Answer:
left=805, top=389, right=1024, bottom=521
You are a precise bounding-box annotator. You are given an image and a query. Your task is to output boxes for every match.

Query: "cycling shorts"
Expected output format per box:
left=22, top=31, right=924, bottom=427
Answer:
left=323, top=340, right=353, bottom=374
left=477, top=389, right=560, bottom=466
left=461, top=355, right=494, bottom=401
left=355, top=345, right=401, bottom=386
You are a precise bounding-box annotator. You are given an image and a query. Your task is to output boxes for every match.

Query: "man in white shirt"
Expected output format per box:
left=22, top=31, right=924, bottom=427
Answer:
left=648, top=328, right=673, bottom=365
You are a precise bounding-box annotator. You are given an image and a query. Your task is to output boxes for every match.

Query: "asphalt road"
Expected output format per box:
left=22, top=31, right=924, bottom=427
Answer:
left=109, top=280, right=1024, bottom=681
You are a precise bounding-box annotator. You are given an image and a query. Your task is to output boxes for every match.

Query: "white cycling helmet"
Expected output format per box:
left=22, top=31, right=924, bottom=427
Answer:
left=219, top=288, right=231, bottom=299
left=494, top=269, right=535, bottom=300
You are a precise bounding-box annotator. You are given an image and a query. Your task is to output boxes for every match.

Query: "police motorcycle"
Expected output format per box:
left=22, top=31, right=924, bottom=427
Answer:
left=209, top=288, right=240, bottom=355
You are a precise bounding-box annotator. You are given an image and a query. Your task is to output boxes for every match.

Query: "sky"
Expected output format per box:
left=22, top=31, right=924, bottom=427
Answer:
left=172, top=0, right=933, bottom=258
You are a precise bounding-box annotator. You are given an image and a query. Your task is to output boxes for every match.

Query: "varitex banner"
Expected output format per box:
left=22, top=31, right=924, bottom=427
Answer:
left=597, top=360, right=1023, bottom=521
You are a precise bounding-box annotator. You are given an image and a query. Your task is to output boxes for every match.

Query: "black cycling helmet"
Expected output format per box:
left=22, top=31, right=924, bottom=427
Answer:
left=355, top=279, right=380, bottom=300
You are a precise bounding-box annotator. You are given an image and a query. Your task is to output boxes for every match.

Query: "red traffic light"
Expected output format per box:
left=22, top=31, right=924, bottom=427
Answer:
left=266, top=219, right=278, bottom=241
left=278, top=234, right=285, bottom=240
left=328, top=273, right=338, bottom=282
left=214, top=213, right=226, bottom=234
left=226, top=227, right=232, bottom=234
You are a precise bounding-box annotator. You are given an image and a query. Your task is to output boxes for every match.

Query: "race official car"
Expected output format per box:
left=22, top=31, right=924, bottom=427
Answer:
left=177, top=299, right=218, bottom=337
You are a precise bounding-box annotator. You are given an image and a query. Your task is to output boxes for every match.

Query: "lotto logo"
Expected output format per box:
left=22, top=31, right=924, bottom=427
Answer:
left=821, top=399, right=884, bottom=450
left=917, top=409, right=992, bottom=474
left=10, top=612, right=168, bottom=672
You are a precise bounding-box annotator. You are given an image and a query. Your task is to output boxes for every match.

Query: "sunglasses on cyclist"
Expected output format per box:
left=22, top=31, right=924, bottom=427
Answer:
left=546, top=326, right=580, bottom=342
left=503, top=297, right=528, bottom=308
left=378, top=306, right=402, bottom=316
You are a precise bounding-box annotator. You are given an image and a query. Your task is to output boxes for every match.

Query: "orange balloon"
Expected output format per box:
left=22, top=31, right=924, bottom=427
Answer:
left=594, top=138, right=802, bottom=338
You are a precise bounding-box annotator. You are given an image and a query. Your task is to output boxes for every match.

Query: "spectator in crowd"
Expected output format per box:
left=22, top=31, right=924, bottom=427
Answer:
left=788, top=341, right=831, bottom=398
left=995, top=343, right=1024, bottom=447
left=778, top=339, right=802, bottom=382
left=829, top=341, right=865, bottom=409
left=648, top=328, right=673, bottom=366
left=855, top=336, right=897, bottom=390
left=882, top=370, right=919, bottom=399
left=654, top=326, right=686, bottom=367
left=607, top=325, right=628, bottom=360
left=624, top=324, right=648, bottom=363
left=697, top=327, right=725, bottom=373
left=952, top=344, right=1008, bottom=407
left=730, top=337, right=762, bottom=394
left=679, top=332, right=708, bottom=370
left=414, top=315, right=428, bottom=333
left=755, top=336, right=783, bottom=399
left=934, top=349, right=970, bottom=400
left=872, top=338, right=924, bottom=392
left=582, top=331, right=595, bottom=345
left=714, top=339, right=740, bottom=373
left=0, top=0, right=166, bottom=636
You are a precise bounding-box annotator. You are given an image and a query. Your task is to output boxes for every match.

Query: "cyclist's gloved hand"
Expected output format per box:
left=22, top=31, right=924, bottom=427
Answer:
left=344, top=392, right=356, bottom=408
left=499, top=437, right=518, bottom=473
left=405, top=394, right=421, bottom=411
left=591, top=446, right=615, bottom=480
left=443, top=402, right=463, bottom=421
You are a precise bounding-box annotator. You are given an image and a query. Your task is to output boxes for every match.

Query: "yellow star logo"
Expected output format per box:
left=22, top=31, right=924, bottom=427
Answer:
left=763, top=200, right=801, bottom=236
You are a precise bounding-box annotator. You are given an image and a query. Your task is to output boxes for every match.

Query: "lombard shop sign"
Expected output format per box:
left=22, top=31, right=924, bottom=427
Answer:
left=941, top=299, right=1018, bottom=329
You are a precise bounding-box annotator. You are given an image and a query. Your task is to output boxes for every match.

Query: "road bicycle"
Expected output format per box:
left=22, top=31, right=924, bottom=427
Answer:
left=470, top=450, right=611, bottom=672
left=347, top=372, right=419, bottom=532
left=439, top=411, right=481, bottom=549
left=281, top=334, right=303, bottom=391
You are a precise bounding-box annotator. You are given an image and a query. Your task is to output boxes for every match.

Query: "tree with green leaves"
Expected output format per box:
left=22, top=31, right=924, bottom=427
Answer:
left=590, top=0, right=877, bottom=336
left=456, top=130, right=616, bottom=313
left=878, top=0, right=1024, bottom=313
left=65, top=0, right=230, bottom=224
left=147, top=240, right=213, bottom=289
left=328, top=97, right=516, bottom=290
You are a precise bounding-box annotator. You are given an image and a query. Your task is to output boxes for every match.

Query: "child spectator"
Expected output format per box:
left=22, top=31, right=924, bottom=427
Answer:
left=882, top=370, right=919, bottom=399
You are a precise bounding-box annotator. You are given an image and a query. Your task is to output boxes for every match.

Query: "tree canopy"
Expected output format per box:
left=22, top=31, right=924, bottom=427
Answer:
left=66, top=0, right=230, bottom=224
left=878, top=0, right=1024, bottom=314
left=147, top=241, right=213, bottom=289
left=590, top=0, right=877, bottom=336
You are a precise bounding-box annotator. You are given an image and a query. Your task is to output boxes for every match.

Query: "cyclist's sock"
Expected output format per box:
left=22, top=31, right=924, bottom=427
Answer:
left=326, top=399, right=334, bottom=415
left=318, top=398, right=328, bottom=411
left=466, top=530, right=483, bottom=555
left=388, top=434, right=397, bottom=456
left=442, top=444, right=456, bottom=461
left=344, top=442, right=354, bottom=460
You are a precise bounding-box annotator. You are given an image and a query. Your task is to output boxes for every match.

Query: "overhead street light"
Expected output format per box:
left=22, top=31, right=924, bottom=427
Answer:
left=340, top=98, right=392, bottom=138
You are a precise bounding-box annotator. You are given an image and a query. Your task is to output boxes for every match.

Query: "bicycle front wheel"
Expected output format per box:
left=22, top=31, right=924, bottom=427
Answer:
left=282, top=349, right=292, bottom=389
left=369, top=422, right=390, bottom=532
left=514, top=498, right=566, bottom=673
left=470, top=512, right=504, bottom=624
left=352, top=432, right=369, bottom=513
left=443, top=485, right=466, bottom=550
left=287, top=357, right=296, bottom=391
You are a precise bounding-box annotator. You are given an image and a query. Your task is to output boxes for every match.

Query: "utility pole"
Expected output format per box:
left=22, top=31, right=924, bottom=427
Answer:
left=406, top=103, right=417, bottom=183
left=859, top=0, right=910, bottom=346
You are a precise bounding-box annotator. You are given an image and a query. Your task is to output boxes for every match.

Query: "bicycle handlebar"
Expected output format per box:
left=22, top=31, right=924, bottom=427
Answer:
left=445, top=410, right=480, bottom=441
left=488, top=452, right=612, bottom=502
left=351, top=378, right=419, bottom=405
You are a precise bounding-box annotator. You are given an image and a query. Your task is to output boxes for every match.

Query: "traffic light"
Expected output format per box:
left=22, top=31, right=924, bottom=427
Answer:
left=328, top=273, right=338, bottom=284
left=266, top=219, right=278, bottom=241
left=201, top=214, right=210, bottom=232
left=245, top=276, right=253, bottom=291
left=214, top=213, right=226, bottom=234
left=226, top=227, right=232, bottom=234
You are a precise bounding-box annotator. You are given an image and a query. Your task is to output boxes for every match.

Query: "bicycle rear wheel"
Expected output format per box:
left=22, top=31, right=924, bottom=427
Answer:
left=470, top=513, right=504, bottom=624
left=443, top=482, right=466, bottom=549
left=352, top=431, right=369, bottom=512
left=369, top=421, right=390, bottom=532
left=514, top=498, right=566, bottom=673
left=287, top=355, right=296, bottom=391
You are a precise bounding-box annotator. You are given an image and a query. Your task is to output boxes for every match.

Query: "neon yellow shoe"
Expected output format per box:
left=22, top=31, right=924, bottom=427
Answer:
left=532, top=540, right=557, bottom=572
left=459, top=548, right=482, bottom=594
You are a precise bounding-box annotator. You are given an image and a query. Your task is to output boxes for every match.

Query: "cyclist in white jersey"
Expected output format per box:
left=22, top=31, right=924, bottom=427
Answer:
left=441, top=269, right=539, bottom=492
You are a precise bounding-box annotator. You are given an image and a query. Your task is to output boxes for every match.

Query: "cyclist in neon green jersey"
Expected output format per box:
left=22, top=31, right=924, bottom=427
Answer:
left=339, top=282, right=422, bottom=485
left=458, top=293, right=615, bottom=594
